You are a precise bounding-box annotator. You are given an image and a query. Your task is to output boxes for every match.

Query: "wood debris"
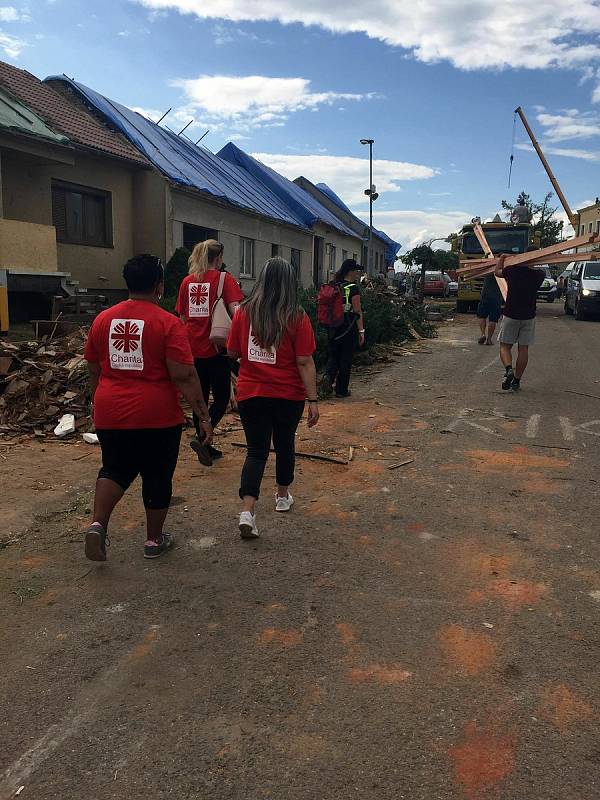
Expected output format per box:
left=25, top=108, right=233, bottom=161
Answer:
left=0, top=329, right=91, bottom=436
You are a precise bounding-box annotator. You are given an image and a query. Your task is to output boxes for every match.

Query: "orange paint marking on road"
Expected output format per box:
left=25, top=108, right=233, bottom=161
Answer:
left=17, top=556, right=50, bottom=570
left=258, top=628, right=303, bottom=647
left=336, top=622, right=357, bottom=644
left=356, top=534, right=375, bottom=546
left=539, top=684, right=594, bottom=733
left=407, top=522, right=425, bottom=534
left=348, top=663, right=412, bottom=685
left=449, top=722, right=515, bottom=800
left=488, top=579, right=548, bottom=607
left=439, top=624, right=497, bottom=676
left=125, top=626, right=159, bottom=660
left=464, top=448, right=570, bottom=472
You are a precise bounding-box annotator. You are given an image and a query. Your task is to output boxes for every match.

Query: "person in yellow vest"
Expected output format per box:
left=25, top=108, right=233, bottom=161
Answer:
left=323, top=259, right=365, bottom=398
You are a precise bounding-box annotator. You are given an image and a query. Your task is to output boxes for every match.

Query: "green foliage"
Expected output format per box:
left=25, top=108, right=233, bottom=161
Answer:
left=400, top=245, right=457, bottom=273
left=501, top=191, right=564, bottom=247
left=159, top=246, right=190, bottom=314
left=299, top=286, right=435, bottom=370
left=164, top=247, right=190, bottom=299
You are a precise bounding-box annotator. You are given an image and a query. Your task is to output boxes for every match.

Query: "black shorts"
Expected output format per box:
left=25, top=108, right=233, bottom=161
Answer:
left=476, top=298, right=502, bottom=323
left=97, top=425, right=182, bottom=509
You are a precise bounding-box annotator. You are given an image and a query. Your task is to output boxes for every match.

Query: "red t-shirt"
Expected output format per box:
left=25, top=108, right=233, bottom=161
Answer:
left=176, top=270, right=244, bottom=358
left=85, top=299, right=194, bottom=429
left=227, top=308, right=316, bottom=402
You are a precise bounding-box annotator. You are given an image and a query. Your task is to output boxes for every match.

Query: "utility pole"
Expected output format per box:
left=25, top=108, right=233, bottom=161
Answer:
left=360, top=138, right=378, bottom=275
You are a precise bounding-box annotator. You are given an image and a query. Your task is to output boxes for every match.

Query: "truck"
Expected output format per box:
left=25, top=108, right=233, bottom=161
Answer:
left=453, top=220, right=536, bottom=313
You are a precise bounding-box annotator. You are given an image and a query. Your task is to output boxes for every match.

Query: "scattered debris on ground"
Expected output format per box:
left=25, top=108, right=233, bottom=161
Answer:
left=0, top=330, right=91, bottom=437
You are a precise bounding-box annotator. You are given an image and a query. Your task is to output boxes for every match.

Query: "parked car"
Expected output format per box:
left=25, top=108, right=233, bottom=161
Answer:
left=565, top=260, right=600, bottom=320
left=423, top=271, right=450, bottom=297
left=447, top=279, right=458, bottom=296
left=536, top=266, right=557, bottom=303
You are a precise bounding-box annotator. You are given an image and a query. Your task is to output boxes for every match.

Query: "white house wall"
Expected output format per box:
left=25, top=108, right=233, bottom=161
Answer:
left=170, top=188, right=314, bottom=289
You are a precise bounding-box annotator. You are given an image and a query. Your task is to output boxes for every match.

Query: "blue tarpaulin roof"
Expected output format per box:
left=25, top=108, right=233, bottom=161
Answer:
left=45, top=76, right=308, bottom=230
left=218, top=143, right=358, bottom=239
left=316, top=181, right=401, bottom=263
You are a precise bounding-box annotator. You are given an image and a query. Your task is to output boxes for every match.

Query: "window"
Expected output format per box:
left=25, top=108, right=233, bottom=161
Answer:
left=291, top=248, right=301, bottom=277
left=580, top=224, right=585, bottom=236
left=271, top=243, right=279, bottom=258
left=589, top=222, right=593, bottom=234
left=328, top=244, right=336, bottom=272
left=596, top=221, right=600, bottom=234
left=52, top=181, right=112, bottom=247
left=352, top=253, right=357, bottom=261
left=183, top=224, right=218, bottom=252
left=342, top=249, right=348, bottom=262
left=240, top=237, right=254, bottom=277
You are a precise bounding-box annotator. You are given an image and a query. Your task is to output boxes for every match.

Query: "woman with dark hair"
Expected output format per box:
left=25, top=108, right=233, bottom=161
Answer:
left=84, top=254, right=213, bottom=562
left=177, top=239, right=243, bottom=465
left=324, top=259, right=365, bottom=398
left=227, top=257, right=319, bottom=539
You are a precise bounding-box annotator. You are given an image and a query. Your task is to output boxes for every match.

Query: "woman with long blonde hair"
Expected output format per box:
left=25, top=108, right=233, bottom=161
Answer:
left=176, top=239, right=243, bottom=465
left=227, top=257, right=319, bottom=539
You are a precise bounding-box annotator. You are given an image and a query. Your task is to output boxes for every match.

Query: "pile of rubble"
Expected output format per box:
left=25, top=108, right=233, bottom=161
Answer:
left=0, top=330, right=91, bottom=437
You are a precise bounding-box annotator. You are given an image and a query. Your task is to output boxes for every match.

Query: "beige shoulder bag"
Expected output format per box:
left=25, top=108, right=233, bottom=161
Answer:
left=209, top=271, right=232, bottom=350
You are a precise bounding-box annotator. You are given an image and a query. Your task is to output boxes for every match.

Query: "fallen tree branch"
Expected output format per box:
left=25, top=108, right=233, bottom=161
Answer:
left=231, top=441, right=350, bottom=465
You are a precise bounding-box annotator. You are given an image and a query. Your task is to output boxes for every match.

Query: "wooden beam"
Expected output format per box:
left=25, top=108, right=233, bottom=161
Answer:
left=471, top=224, right=507, bottom=299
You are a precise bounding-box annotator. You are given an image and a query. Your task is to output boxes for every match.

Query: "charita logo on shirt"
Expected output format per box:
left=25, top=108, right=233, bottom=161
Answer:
left=188, top=282, right=210, bottom=317
left=248, top=330, right=277, bottom=365
left=109, top=319, right=145, bottom=371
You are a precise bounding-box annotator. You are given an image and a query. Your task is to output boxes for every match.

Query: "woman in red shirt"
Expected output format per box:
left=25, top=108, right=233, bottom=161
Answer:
left=176, top=240, right=243, bottom=465
left=227, top=257, right=319, bottom=539
left=84, top=254, right=212, bottom=561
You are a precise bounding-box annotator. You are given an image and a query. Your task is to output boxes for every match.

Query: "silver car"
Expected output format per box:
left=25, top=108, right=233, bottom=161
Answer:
left=565, top=261, right=600, bottom=320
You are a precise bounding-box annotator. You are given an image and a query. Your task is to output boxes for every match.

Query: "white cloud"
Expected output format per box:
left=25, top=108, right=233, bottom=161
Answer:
left=248, top=152, right=436, bottom=205
left=133, top=0, right=600, bottom=70
left=516, top=142, right=600, bottom=162
left=536, top=110, right=600, bottom=141
left=170, top=75, right=375, bottom=131
left=0, top=30, right=25, bottom=57
left=358, top=208, right=471, bottom=251
left=0, top=7, right=19, bottom=21
left=117, top=30, right=130, bottom=37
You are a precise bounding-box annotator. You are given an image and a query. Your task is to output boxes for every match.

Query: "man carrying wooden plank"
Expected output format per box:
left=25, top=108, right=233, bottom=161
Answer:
left=494, top=250, right=545, bottom=391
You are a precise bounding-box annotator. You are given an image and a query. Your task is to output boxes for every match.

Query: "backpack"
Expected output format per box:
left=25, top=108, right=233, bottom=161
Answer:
left=317, top=282, right=344, bottom=328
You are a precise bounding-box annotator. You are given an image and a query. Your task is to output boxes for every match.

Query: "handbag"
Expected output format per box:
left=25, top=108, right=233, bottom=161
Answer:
left=209, top=270, right=232, bottom=350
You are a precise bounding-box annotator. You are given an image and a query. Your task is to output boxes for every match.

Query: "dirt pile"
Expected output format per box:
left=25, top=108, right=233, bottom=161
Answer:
left=0, top=330, right=91, bottom=436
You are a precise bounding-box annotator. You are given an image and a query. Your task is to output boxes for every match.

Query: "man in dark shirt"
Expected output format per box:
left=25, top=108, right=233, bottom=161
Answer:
left=495, top=253, right=545, bottom=391
left=476, top=273, right=503, bottom=345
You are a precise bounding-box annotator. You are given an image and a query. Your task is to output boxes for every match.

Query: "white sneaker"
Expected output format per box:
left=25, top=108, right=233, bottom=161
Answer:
left=239, top=511, right=259, bottom=539
left=275, top=492, right=294, bottom=513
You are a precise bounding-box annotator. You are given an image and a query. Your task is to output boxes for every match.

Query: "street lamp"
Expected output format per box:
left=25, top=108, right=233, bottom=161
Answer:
left=360, top=138, right=377, bottom=275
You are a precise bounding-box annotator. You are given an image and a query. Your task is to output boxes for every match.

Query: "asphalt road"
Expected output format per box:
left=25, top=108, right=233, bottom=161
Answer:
left=1, top=303, right=599, bottom=800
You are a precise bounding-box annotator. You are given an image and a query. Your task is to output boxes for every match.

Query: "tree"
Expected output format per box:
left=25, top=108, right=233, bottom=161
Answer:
left=501, top=191, right=564, bottom=248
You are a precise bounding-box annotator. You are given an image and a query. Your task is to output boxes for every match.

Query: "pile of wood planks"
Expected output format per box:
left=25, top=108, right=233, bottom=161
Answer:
left=458, top=230, right=600, bottom=280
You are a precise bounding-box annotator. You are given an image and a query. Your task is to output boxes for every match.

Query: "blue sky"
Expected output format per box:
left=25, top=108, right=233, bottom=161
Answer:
left=4, top=0, right=600, bottom=250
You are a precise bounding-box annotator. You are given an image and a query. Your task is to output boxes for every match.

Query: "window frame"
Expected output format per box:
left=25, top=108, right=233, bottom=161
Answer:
left=290, top=248, right=301, bottom=277
left=328, top=244, right=336, bottom=272
left=271, top=243, right=279, bottom=258
left=51, top=180, right=113, bottom=248
left=240, top=236, right=255, bottom=278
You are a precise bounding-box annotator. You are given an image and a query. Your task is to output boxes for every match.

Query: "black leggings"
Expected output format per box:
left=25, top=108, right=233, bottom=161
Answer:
left=193, top=355, right=231, bottom=436
left=326, top=325, right=358, bottom=394
left=97, top=426, right=182, bottom=509
left=238, top=397, right=305, bottom=500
